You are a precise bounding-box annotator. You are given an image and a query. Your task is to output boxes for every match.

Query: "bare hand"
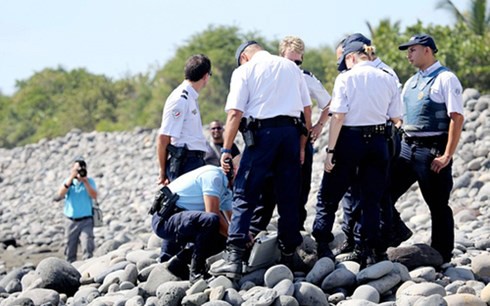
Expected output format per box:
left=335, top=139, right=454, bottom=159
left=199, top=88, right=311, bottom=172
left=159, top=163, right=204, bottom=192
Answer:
left=431, top=155, right=451, bottom=173
left=310, top=123, right=323, bottom=143
left=324, top=153, right=335, bottom=172
left=220, top=152, right=232, bottom=173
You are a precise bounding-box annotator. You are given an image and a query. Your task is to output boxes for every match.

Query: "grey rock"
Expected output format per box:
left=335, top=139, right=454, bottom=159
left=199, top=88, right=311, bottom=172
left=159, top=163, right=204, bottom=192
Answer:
left=413, top=294, right=447, bottom=306
left=409, top=266, right=437, bottom=281
left=293, top=282, right=328, bottom=306
left=93, top=261, right=130, bottom=283
left=321, top=267, right=357, bottom=292
left=155, top=281, right=189, bottom=306
left=351, top=284, right=380, bottom=303
left=272, top=295, right=299, bottom=306
left=209, top=285, right=225, bottom=301
left=305, top=257, right=335, bottom=285
left=443, top=267, right=475, bottom=281
left=238, top=269, right=266, bottom=287
left=272, top=279, right=294, bottom=296
left=242, top=286, right=277, bottom=306
left=366, top=272, right=402, bottom=295
left=223, top=288, right=243, bottom=306
left=34, top=257, right=80, bottom=296
left=201, top=301, right=232, bottom=306
left=444, top=293, right=486, bottom=305
left=337, top=299, right=377, bottom=306
left=186, top=278, right=208, bottom=295
left=356, top=261, right=394, bottom=283
left=264, top=265, right=293, bottom=288
left=208, top=276, right=234, bottom=290
left=0, top=297, right=35, bottom=306
left=143, top=264, right=179, bottom=296
left=18, top=288, right=60, bottom=306
left=4, top=278, right=22, bottom=294
left=181, top=292, right=209, bottom=306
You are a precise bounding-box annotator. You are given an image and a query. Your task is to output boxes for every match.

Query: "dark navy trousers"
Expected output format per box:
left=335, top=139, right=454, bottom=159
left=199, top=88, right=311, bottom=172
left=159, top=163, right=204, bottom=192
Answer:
left=227, top=125, right=303, bottom=253
left=249, top=140, right=313, bottom=234
left=152, top=211, right=225, bottom=262
left=166, top=155, right=205, bottom=182
left=387, top=140, right=454, bottom=261
left=312, top=128, right=389, bottom=250
left=341, top=131, right=401, bottom=244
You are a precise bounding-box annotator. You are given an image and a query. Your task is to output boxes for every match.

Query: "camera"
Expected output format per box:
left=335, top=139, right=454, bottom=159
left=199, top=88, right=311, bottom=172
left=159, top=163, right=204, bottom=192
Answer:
left=78, top=167, right=87, bottom=177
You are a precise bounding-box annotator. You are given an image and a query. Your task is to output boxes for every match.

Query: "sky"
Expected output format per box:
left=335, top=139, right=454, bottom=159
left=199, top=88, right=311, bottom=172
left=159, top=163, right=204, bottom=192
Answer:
left=0, top=0, right=468, bottom=96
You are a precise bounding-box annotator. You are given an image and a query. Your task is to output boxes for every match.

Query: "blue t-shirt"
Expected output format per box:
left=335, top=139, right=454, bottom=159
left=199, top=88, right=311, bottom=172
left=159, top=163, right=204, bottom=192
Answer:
left=168, top=165, right=232, bottom=211
left=63, top=178, right=97, bottom=218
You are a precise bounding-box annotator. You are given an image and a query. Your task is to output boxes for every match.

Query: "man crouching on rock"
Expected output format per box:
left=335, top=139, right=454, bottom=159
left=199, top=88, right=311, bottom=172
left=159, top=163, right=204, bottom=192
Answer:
left=150, top=163, right=235, bottom=283
left=57, top=157, right=98, bottom=263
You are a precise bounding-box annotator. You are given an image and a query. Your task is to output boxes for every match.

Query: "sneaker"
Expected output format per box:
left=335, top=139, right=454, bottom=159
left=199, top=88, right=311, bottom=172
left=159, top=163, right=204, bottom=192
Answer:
left=336, top=247, right=362, bottom=263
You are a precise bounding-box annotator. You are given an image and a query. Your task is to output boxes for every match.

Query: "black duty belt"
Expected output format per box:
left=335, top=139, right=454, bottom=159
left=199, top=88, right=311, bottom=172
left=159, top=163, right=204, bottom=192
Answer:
left=256, top=116, right=298, bottom=129
left=186, top=150, right=205, bottom=158
left=68, top=216, right=92, bottom=222
left=404, top=135, right=447, bottom=148
left=343, top=124, right=386, bottom=134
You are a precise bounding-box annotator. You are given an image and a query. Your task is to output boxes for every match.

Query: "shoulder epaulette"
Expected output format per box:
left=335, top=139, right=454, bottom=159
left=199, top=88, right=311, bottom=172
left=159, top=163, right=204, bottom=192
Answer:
left=302, top=69, right=313, bottom=77
left=180, top=89, right=188, bottom=100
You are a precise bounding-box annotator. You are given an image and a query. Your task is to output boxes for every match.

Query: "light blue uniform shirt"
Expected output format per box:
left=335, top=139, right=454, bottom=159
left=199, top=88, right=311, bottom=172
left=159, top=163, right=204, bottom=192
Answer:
left=63, top=178, right=96, bottom=218
left=168, top=165, right=232, bottom=212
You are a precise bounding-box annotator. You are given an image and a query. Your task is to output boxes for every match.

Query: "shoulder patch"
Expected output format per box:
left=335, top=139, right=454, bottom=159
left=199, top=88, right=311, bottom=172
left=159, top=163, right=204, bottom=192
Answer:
left=180, top=89, right=188, bottom=100
left=172, top=109, right=183, bottom=119
left=302, top=69, right=313, bottom=77
left=453, top=88, right=462, bottom=96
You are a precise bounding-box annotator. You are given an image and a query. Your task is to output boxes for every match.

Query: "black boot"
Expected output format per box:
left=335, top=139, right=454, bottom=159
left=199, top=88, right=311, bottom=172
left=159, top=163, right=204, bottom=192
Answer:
left=280, top=251, right=295, bottom=271
left=337, top=245, right=362, bottom=263
left=359, top=248, right=377, bottom=270
left=316, top=242, right=335, bottom=262
left=166, top=256, right=189, bottom=280
left=189, top=257, right=207, bottom=284
left=209, top=245, right=244, bottom=279
left=389, top=221, right=413, bottom=247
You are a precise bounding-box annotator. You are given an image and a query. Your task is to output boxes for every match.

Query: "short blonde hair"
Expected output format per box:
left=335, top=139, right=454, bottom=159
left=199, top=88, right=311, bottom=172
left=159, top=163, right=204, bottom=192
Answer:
left=279, top=36, right=305, bottom=56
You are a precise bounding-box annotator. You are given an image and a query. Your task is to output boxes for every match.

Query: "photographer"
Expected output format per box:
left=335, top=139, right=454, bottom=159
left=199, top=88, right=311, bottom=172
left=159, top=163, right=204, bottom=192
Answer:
left=57, top=157, right=97, bottom=263
left=150, top=164, right=233, bottom=283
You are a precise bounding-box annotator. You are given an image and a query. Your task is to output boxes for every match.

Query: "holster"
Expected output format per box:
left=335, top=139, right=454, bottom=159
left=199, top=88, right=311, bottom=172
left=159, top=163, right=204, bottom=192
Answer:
left=239, top=117, right=257, bottom=148
left=148, top=186, right=181, bottom=222
left=167, top=144, right=188, bottom=178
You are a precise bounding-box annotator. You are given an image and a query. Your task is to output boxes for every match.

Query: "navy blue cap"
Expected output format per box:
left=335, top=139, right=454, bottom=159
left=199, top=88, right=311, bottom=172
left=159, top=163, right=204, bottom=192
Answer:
left=399, top=34, right=438, bottom=53
left=235, top=40, right=258, bottom=67
left=337, top=33, right=372, bottom=72
left=344, top=33, right=371, bottom=47
left=337, top=40, right=368, bottom=72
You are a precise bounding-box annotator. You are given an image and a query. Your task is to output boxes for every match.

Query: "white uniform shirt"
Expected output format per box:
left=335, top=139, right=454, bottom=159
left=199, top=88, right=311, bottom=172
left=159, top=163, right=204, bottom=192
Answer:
left=401, top=61, right=464, bottom=137
left=372, top=57, right=402, bottom=89
left=159, top=80, right=207, bottom=151
left=225, top=50, right=312, bottom=119
left=303, top=71, right=331, bottom=109
left=330, top=61, right=402, bottom=126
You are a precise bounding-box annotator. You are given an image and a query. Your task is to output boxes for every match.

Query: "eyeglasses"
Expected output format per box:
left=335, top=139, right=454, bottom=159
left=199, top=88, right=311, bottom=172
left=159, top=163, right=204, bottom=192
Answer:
left=209, top=71, right=213, bottom=76
left=294, top=60, right=302, bottom=66
left=210, top=127, right=222, bottom=130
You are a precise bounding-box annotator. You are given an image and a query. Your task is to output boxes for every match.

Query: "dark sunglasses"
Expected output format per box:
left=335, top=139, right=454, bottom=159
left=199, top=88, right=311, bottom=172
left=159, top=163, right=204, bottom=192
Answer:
left=210, top=127, right=222, bottom=130
left=294, top=60, right=302, bottom=66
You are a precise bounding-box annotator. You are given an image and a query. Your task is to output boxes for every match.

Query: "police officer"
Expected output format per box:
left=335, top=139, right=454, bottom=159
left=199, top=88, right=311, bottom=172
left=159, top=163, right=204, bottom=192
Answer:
left=157, top=54, right=212, bottom=185
left=151, top=165, right=233, bottom=282
left=312, top=39, right=402, bottom=268
left=335, top=33, right=412, bottom=258
left=386, top=34, right=464, bottom=263
left=250, top=35, right=331, bottom=235
left=209, top=41, right=312, bottom=278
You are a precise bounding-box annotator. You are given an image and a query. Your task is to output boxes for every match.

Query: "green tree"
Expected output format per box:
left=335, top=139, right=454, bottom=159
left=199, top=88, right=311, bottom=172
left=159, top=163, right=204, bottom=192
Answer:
left=436, top=0, right=490, bottom=35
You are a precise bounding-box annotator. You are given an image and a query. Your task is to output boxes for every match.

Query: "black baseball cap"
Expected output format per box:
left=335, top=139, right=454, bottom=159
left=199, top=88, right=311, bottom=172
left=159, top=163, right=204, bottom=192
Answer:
left=235, top=40, right=259, bottom=67
left=337, top=33, right=372, bottom=72
left=337, top=40, right=368, bottom=72
left=398, top=34, right=438, bottom=53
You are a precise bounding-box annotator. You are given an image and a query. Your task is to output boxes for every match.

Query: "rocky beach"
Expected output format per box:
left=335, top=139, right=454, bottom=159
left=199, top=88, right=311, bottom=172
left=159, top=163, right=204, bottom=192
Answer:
left=0, top=88, right=489, bottom=305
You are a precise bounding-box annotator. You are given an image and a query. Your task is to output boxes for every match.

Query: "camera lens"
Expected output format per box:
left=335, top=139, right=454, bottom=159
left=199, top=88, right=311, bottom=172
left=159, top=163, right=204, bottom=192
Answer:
left=78, top=168, right=87, bottom=177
